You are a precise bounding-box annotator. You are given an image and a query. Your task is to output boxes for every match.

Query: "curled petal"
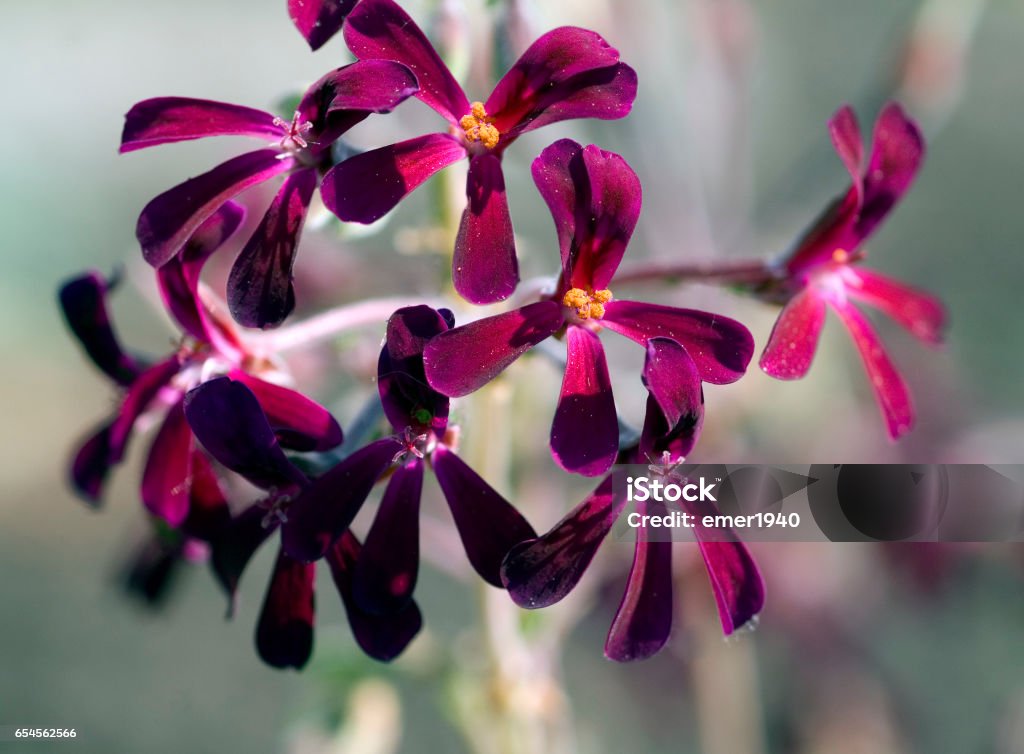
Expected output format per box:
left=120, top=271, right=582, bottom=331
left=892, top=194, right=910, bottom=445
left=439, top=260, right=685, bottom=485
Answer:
left=255, top=547, right=316, bottom=670
left=453, top=155, right=519, bottom=304
left=70, top=422, right=114, bottom=505
left=137, top=149, right=293, bottom=267
left=343, top=0, right=470, bottom=123
left=842, top=268, right=946, bottom=345
left=759, top=288, right=827, bottom=380
left=379, top=306, right=451, bottom=434
left=321, top=133, right=466, bottom=224
left=423, top=301, right=564, bottom=397
left=551, top=326, right=618, bottom=477
left=108, top=356, right=182, bottom=461
left=227, top=168, right=317, bottom=329
left=230, top=371, right=343, bottom=452
left=141, top=400, right=194, bottom=528
left=288, top=0, right=357, bottom=51
left=120, top=98, right=281, bottom=153
left=640, top=337, right=704, bottom=461
left=602, top=301, right=754, bottom=385
left=432, top=446, right=536, bottom=586
left=857, top=102, right=925, bottom=241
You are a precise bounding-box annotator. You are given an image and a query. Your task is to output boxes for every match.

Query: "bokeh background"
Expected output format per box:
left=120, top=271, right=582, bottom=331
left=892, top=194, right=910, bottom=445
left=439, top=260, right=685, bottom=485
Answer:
left=3, top=0, right=1024, bottom=751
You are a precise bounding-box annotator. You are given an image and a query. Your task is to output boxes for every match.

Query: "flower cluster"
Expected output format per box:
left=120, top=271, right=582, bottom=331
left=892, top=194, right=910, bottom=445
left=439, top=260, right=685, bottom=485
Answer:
left=60, top=0, right=945, bottom=668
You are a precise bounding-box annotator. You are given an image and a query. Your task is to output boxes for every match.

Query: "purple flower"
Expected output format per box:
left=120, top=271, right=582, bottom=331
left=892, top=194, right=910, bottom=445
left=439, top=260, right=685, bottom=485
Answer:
left=60, top=204, right=343, bottom=533
left=121, top=60, right=419, bottom=328
left=501, top=337, right=765, bottom=661
left=321, top=0, right=638, bottom=304
left=423, top=140, right=754, bottom=477
left=277, top=305, right=537, bottom=613
left=758, top=103, right=946, bottom=439
left=288, top=0, right=357, bottom=51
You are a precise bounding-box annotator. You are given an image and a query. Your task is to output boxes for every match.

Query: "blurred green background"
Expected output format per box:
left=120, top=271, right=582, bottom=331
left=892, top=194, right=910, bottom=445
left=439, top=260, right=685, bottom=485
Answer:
left=2, top=0, right=1024, bottom=752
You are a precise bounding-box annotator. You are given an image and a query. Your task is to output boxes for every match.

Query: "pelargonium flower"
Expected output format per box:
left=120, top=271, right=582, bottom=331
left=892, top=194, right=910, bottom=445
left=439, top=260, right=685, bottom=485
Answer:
left=321, top=0, right=638, bottom=304
left=757, top=103, right=946, bottom=439
left=60, top=204, right=343, bottom=533
left=501, top=337, right=765, bottom=661
left=183, top=377, right=421, bottom=668
left=288, top=0, right=356, bottom=51
left=422, top=140, right=754, bottom=477
left=280, top=305, right=537, bottom=613
left=121, top=59, right=418, bottom=328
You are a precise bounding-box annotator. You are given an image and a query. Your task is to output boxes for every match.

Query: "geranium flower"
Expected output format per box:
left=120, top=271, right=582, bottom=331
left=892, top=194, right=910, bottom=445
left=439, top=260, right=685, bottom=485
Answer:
left=60, top=204, right=343, bottom=532
left=321, top=0, right=638, bottom=304
left=279, top=305, right=537, bottom=613
left=121, top=59, right=418, bottom=327
left=501, top=337, right=765, bottom=661
left=422, top=140, right=754, bottom=477
left=757, top=103, right=946, bottom=439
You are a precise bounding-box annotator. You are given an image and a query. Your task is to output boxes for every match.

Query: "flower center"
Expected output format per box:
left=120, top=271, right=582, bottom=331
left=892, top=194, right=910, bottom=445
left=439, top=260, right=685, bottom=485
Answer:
left=562, top=287, right=613, bottom=320
left=459, top=102, right=501, bottom=150
left=393, top=426, right=431, bottom=464
left=273, top=111, right=315, bottom=153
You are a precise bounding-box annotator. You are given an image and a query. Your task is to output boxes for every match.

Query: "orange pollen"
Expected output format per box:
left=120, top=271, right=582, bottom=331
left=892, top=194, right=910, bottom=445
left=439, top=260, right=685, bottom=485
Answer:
left=832, top=248, right=850, bottom=264
left=562, top=287, right=613, bottom=320
left=459, top=102, right=500, bottom=150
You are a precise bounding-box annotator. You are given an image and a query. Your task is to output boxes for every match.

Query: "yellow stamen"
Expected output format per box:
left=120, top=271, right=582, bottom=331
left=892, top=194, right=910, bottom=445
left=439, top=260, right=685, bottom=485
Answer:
left=460, top=101, right=501, bottom=150
left=562, top=287, right=613, bottom=320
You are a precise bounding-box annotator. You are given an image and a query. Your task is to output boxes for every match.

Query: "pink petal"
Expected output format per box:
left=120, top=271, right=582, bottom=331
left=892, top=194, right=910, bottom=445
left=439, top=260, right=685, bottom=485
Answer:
left=288, top=0, right=357, bottom=51
left=120, top=98, right=281, bottom=153
left=857, top=102, right=925, bottom=240
left=759, top=288, right=827, bottom=380
left=828, top=104, right=865, bottom=188
left=843, top=268, right=945, bottom=344
left=639, top=337, right=704, bottom=461
left=141, top=399, right=194, bottom=528
left=108, top=356, right=182, bottom=460
left=229, top=371, right=343, bottom=452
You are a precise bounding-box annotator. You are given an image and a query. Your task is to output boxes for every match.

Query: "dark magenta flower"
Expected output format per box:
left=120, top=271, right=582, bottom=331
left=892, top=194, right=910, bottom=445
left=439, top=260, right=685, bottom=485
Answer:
left=321, top=0, right=638, bottom=304
left=423, top=140, right=754, bottom=477
left=279, top=305, right=537, bottom=613
left=757, top=103, right=946, bottom=439
left=501, top=337, right=765, bottom=661
left=60, top=204, right=343, bottom=532
left=288, top=0, right=357, bottom=51
left=121, top=60, right=418, bottom=327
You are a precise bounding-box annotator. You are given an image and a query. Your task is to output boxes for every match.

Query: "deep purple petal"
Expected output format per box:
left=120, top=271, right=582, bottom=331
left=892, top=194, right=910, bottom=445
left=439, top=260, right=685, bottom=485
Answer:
left=759, top=288, right=827, bottom=380
left=379, top=306, right=451, bottom=434
left=181, top=449, right=231, bottom=542
left=422, top=301, right=564, bottom=397
left=141, top=400, right=194, bottom=528
left=530, top=139, right=580, bottom=272
left=602, top=301, right=754, bottom=385
left=453, top=154, right=519, bottom=304
left=321, top=133, right=466, bottom=224
left=327, top=531, right=423, bottom=661
left=255, top=547, right=316, bottom=670
left=639, top=337, right=704, bottom=461
left=550, top=326, right=618, bottom=477
left=353, top=460, right=424, bottom=614
left=70, top=422, right=115, bottom=504
left=842, top=268, right=946, bottom=344
left=487, top=27, right=637, bottom=136
left=288, top=0, right=357, bottom=51
left=856, top=102, right=925, bottom=241
left=230, top=371, right=343, bottom=453
left=137, top=149, right=293, bottom=267
left=108, top=357, right=182, bottom=461
left=210, top=505, right=278, bottom=609
left=432, top=445, right=536, bottom=586
left=183, top=377, right=308, bottom=489
left=501, top=474, right=622, bottom=608
left=120, top=97, right=281, bottom=153
left=344, top=0, right=469, bottom=123
left=282, top=437, right=402, bottom=562
left=59, top=272, right=144, bottom=387
left=227, top=168, right=317, bottom=329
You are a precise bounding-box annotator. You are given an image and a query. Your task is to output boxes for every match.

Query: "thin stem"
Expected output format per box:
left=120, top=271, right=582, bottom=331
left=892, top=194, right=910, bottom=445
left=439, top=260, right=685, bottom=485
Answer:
left=613, top=257, right=777, bottom=287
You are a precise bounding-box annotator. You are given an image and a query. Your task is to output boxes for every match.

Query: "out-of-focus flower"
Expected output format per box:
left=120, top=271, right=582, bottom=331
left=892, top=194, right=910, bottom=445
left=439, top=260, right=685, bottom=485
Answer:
left=121, top=60, right=418, bottom=327
left=287, top=0, right=357, bottom=51
left=321, top=0, right=638, bottom=304
left=501, top=337, right=764, bottom=661
left=59, top=204, right=343, bottom=532
left=423, top=141, right=754, bottom=477
left=757, top=103, right=946, bottom=440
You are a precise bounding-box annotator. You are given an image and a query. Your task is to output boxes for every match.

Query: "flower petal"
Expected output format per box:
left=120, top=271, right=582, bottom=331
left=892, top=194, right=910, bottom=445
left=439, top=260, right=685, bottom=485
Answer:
left=379, top=306, right=451, bottom=434
left=70, top=422, right=115, bottom=504
left=229, top=371, right=343, bottom=452
left=432, top=445, right=536, bottom=586
left=59, top=272, right=144, bottom=387
left=828, top=105, right=864, bottom=187
left=181, top=448, right=231, bottom=542
left=486, top=27, right=637, bottom=136
left=137, top=149, right=293, bottom=267
left=327, top=531, right=423, bottom=661
left=120, top=98, right=281, bottom=153
left=227, top=168, right=317, bottom=329
left=343, top=0, right=469, bottom=123
left=141, top=399, right=194, bottom=528
left=255, top=547, right=316, bottom=670
left=282, top=437, right=402, bottom=562
left=288, top=0, right=357, bottom=51
left=501, top=474, right=622, bottom=608
left=856, top=102, right=925, bottom=241
left=453, top=154, right=519, bottom=304
left=842, top=268, right=946, bottom=344
left=551, top=326, right=618, bottom=477
left=825, top=295, right=915, bottom=439
left=759, top=288, right=827, bottom=380
left=423, top=301, right=564, bottom=397
left=602, top=301, right=754, bottom=385
left=183, top=377, right=308, bottom=489
left=108, top=356, right=182, bottom=461
left=321, top=133, right=466, bottom=224
left=353, top=460, right=424, bottom=615
left=640, top=337, right=704, bottom=461
left=210, top=505, right=277, bottom=611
